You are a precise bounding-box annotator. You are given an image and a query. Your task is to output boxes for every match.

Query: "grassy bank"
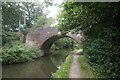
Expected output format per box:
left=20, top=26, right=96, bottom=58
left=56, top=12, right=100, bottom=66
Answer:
left=78, top=55, right=102, bottom=78
left=2, top=41, right=42, bottom=64
left=2, top=31, right=43, bottom=64
left=52, top=55, right=73, bottom=78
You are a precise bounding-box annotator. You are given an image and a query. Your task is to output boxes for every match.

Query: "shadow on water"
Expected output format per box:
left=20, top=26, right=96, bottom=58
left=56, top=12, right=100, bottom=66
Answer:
left=2, top=56, right=58, bottom=78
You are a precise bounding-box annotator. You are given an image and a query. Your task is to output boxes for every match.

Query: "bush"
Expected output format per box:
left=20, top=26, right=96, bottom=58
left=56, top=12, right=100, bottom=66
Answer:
left=2, top=31, right=19, bottom=45
left=2, top=41, right=41, bottom=64
left=83, top=34, right=120, bottom=78
left=78, top=55, right=101, bottom=78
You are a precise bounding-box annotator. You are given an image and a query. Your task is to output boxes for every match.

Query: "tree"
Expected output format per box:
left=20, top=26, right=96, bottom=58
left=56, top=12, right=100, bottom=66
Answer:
left=21, top=2, right=53, bottom=28
left=33, top=15, right=55, bottom=28
left=2, top=2, right=22, bottom=32
left=57, top=2, right=120, bottom=78
left=2, top=1, right=53, bottom=31
left=21, top=2, right=43, bottom=28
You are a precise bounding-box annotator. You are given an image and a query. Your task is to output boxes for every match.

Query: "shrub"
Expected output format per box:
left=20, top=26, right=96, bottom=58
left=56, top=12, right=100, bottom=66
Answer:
left=78, top=55, right=99, bottom=78
left=2, top=31, right=19, bottom=45
left=83, top=32, right=120, bottom=78
left=2, top=41, right=41, bottom=64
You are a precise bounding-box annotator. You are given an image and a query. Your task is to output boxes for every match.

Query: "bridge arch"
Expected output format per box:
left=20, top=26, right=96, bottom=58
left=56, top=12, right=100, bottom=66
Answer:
left=26, top=27, right=83, bottom=56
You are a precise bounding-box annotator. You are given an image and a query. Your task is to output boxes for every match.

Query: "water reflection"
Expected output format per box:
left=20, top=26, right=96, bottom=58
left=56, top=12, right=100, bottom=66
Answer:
left=2, top=56, right=57, bottom=78
left=50, top=55, right=65, bottom=68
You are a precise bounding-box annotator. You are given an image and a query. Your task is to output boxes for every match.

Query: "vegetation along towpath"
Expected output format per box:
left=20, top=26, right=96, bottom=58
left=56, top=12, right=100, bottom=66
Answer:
left=69, top=52, right=83, bottom=78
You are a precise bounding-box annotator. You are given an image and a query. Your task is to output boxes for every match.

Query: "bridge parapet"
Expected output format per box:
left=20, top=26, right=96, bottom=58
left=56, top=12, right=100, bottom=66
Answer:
left=26, top=27, right=59, bottom=49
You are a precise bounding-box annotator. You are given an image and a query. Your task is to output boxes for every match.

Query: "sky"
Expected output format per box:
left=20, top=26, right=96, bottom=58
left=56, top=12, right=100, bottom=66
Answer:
left=30, top=0, right=63, bottom=18
left=43, top=0, right=63, bottom=26
left=19, top=0, right=63, bottom=18
left=44, top=0, right=63, bottom=18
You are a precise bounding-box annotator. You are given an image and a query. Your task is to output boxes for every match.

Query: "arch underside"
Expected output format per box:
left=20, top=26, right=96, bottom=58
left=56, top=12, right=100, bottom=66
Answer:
left=26, top=27, right=82, bottom=56
left=40, top=35, right=81, bottom=55
left=40, top=35, right=63, bottom=55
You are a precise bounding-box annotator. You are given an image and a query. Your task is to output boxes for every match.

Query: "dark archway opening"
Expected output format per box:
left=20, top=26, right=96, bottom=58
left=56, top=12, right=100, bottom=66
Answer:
left=50, top=37, right=81, bottom=55
left=47, top=37, right=82, bottom=68
left=40, top=35, right=82, bottom=56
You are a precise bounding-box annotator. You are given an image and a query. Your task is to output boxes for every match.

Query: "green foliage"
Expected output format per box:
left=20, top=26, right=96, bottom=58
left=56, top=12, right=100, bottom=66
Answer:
left=83, top=26, right=120, bottom=78
left=2, top=41, right=40, bottom=64
left=2, top=2, right=22, bottom=31
left=21, top=2, right=53, bottom=27
left=50, top=48, right=68, bottom=57
left=52, top=55, right=73, bottom=78
left=2, top=31, right=19, bottom=45
left=57, top=2, right=120, bottom=33
left=2, top=2, right=53, bottom=31
left=33, top=15, right=55, bottom=28
left=21, top=2, right=44, bottom=27
left=50, top=37, right=80, bottom=64
left=78, top=55, right=101, bottom=78
left=51, top=37, right=79, bottom=51
left=83, top=37, right=120, bottom=78
left=57, top=2, right=120, bottom=78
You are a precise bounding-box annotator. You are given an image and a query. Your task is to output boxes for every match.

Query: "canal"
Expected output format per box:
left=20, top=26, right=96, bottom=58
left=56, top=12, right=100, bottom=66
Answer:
left=2, top=55, right=66, bottom=78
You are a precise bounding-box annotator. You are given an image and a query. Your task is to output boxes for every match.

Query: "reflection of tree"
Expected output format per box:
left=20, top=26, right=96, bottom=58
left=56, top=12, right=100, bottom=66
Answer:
left=3, top=57, right=57, bottom=78
left=21, top=57, right=57, bottom=78
left=40, top=56, right=57, bottom=78
left=50, top=56, right=64, bottom=67
left=3, top=63, right=32, bottom=78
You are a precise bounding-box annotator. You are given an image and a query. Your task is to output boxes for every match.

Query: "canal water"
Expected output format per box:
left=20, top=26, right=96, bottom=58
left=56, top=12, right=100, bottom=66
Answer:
left=2, top=55, right=65, bottom=78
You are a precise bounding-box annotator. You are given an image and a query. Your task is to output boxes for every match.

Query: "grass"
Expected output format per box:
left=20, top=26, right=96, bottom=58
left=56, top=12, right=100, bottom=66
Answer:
left=78, top=55, right=99, bottom=78
left=52, top=55, right=73, bottom=78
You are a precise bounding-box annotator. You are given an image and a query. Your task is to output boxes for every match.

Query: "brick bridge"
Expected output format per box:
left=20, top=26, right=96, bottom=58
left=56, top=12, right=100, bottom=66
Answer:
left=26, top=27, right=83, bottom=56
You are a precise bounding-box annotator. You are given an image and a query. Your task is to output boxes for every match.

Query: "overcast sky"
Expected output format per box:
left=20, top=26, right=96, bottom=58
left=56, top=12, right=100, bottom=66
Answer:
left=44, top=0, right=63, bottom=18
left=43, top=0, right=63, bottom=26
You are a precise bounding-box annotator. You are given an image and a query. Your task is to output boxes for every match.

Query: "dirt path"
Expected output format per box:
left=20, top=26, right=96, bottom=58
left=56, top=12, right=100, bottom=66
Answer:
left=69, top=54, right=83, bottom=78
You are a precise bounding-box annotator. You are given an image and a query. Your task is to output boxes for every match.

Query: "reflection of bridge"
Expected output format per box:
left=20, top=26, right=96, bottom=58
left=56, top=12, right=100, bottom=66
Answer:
left=26, top=27, right=83, bottom=55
